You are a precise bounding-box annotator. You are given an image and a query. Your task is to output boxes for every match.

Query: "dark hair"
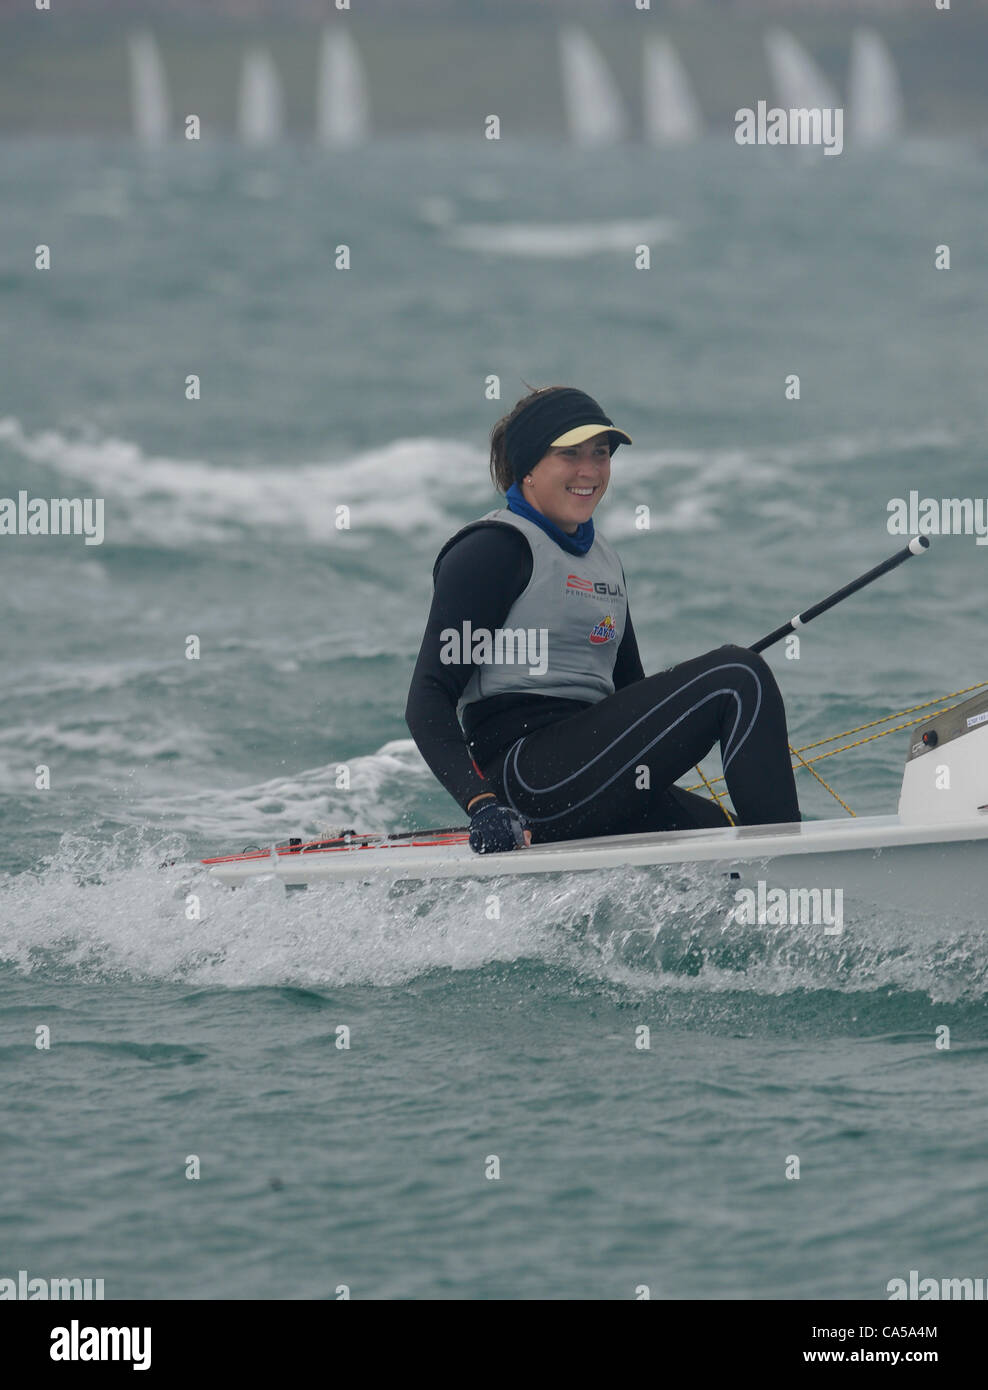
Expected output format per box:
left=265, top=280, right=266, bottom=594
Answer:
left=489, top=383, right=571, bottom=493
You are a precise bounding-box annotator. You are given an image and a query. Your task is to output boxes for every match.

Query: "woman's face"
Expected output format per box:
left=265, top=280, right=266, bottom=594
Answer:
left=522, top=433, right=611, bottom=534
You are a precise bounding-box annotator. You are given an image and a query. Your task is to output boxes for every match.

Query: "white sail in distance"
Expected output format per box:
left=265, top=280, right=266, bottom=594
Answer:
left=764, top=27, right=840, bottom=113
left=237, top=48, right=285, bottom=147
left=559, top=26, right=629, bottom=147
left=316, top=28, right=372, bottom=148
left=848, top=28, right=905, bottom=144
left=128, top=32, right=171, bottom=146
left=643, top=37, right=703, bottom=145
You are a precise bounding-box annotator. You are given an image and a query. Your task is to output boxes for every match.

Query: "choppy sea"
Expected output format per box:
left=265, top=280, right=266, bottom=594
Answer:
left=2, top=134, right=987, bottom=1298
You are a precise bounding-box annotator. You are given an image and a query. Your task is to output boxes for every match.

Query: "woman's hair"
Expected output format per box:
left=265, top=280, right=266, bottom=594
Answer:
left=489, top=382, right=571, bottom=493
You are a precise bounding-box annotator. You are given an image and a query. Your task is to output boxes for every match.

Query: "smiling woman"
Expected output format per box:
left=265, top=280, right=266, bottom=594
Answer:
left=404, top=385, right=802, bottom=854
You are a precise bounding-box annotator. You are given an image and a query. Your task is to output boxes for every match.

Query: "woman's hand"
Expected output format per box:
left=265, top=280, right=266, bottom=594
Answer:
left=467, top=800, right=532, bottom=854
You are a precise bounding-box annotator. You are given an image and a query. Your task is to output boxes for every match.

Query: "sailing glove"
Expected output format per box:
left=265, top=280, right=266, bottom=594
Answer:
left=468, top=800, right=529, bottom=855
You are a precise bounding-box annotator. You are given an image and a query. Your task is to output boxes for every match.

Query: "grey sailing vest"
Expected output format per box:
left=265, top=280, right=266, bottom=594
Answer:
left=435, top=509, right=629, bottom=714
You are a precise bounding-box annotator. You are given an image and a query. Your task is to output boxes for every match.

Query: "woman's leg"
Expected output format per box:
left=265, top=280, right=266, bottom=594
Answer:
left=481, top=645, right=799, bottom=843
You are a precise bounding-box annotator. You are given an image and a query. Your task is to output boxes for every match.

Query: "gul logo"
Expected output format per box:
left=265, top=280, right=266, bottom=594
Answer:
left=566, top=574, right=624, bottom=598
left=589, top=614, right=616, bottom=645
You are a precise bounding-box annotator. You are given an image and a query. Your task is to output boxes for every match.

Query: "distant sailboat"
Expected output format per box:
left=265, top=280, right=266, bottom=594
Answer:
left=558, top=26, right=629, bottom=146
left=643, top=36, right=703, bottom=145
left=237, top=48, right=285, bottom=147
left=316, top=27, right=371, bottom=147
left=764, top=27, right=840, bottom=112
left=848, top=28, right=905, bottom=144
left=128, top=32, right=171, bottom=146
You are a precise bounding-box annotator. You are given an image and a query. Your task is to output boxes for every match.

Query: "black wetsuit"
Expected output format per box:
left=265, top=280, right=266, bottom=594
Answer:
left=404, top=524, right=800, bottom=842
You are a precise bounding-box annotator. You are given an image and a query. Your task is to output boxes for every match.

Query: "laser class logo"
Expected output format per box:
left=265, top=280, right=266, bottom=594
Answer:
left=589, top=614, right=616, bottom=645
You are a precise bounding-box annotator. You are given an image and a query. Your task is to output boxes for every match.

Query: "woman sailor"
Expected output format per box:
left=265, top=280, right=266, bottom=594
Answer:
left=405, top=386, right=800, bottom=854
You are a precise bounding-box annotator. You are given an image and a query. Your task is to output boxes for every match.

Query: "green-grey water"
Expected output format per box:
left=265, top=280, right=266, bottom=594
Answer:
left=2, top=134, right=987, bottom=1299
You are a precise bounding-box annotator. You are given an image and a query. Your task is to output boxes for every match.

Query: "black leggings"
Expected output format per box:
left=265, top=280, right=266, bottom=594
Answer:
left=481, top=645, right=800, bottom=844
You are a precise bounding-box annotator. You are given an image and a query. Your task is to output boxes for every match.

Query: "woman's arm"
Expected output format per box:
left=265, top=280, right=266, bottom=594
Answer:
left=405, top=525, right=532, bottom=813
left=613, top=601, right=646, bottom=688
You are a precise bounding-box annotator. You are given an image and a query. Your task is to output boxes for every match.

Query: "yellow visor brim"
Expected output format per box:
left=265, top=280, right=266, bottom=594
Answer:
left=549, top=423, right=632, bottom=448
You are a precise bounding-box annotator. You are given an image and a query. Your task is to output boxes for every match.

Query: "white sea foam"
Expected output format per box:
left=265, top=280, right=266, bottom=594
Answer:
left=0, top=417, right=479, bottom=546
left=444, top=216, right=676, bottom=258
left=1, top=826, right=984, bottom=1003
left=0, top=416, right=957, bottom=550
left=0, top=720, right=200, bottom=762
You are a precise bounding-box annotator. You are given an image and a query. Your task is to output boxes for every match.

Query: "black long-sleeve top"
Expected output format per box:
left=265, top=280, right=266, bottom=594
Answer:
left=404, top=524, right=646, bottom=813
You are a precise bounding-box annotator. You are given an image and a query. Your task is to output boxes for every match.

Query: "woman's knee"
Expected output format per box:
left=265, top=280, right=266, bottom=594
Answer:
left=714, top=644, right=787, bottom=711
left=716, top=642, right=769, bottom=674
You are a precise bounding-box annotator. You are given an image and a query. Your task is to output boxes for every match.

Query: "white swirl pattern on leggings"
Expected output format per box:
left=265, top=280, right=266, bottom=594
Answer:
left=500, top=661, right=764, bottom=823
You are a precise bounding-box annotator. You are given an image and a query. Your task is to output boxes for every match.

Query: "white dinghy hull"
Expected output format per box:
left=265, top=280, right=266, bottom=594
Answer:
left=204, top=813, right=988, bottom=920
left=204, top=680, right=988, bottom=923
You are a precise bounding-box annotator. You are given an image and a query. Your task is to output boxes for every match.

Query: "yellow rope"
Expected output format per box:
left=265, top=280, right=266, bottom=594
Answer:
left=689, top=710, right=951, bottom=794
left=686, top=681, right=988, bottom=817
left=790, top=681, right=988, bottom=755
left=692, top=762, right=735, bottom=825
left=787, top=743, right=857, bottom=816
left=795, top=715, right=949, bottom=766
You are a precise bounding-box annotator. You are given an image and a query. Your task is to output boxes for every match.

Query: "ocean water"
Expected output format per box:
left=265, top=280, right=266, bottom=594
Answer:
left=2, top=135, right=987, bottom=1300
